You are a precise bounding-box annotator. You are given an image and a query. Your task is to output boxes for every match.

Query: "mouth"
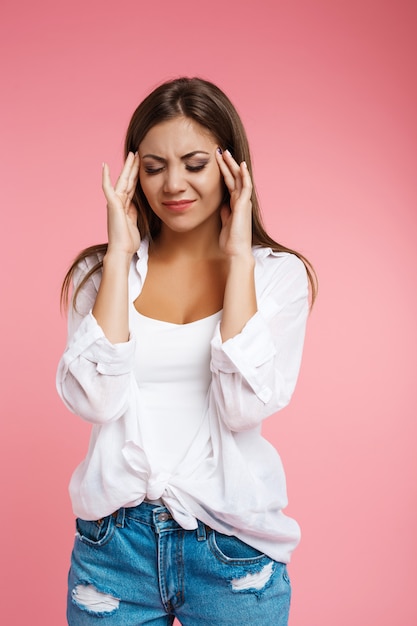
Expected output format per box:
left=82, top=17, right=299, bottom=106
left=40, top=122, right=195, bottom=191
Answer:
left=162, top=200, right=196, bottom=212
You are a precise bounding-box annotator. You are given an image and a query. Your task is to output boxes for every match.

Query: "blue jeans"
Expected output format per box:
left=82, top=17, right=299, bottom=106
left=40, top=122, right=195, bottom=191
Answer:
left=67, top=502, right=291, bottom=625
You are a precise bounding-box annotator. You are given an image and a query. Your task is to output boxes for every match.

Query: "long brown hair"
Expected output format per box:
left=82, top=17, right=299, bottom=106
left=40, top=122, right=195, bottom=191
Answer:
left=61, top=77, right=317, bottom=310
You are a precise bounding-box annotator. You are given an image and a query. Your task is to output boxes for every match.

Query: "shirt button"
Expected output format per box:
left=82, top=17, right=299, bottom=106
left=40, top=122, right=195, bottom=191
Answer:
left=158, top=512, right=170, bottom=522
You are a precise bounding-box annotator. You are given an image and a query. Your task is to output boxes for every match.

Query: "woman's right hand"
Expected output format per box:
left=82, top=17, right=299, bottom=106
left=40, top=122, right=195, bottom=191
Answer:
left=102, top=151, right=141, bottom=257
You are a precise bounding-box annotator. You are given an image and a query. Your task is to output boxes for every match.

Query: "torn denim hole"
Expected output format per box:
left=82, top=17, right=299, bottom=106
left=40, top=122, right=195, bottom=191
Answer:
left=72, top=583, right=120, bottom=616
left=231, top=561, right=274, bottom=595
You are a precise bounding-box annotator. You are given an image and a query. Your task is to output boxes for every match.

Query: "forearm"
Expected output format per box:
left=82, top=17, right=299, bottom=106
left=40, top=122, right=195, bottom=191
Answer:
left=92, top=151, right=140, bottom=344
left=220, top=254, right=257, bottom=342
left=212, top=253, right=310, bottom=431
left=92, top=251, right=132, bottom=343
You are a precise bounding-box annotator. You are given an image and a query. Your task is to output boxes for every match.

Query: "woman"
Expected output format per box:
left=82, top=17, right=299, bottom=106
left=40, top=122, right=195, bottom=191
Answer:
left=58, top=77, right=316, bottom=625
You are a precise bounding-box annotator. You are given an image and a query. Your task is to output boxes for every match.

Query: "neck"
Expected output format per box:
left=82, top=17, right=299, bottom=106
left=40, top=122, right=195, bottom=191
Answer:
left=151, top=221, right=222, bottom=261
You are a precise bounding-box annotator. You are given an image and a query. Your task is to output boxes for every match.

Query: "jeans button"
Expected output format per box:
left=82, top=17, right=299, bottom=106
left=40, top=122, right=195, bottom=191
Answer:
left=158, top=512, right=170, bottom=522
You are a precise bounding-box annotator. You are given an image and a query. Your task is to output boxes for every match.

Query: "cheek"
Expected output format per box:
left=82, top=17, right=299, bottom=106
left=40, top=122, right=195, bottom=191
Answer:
left=137, top=177, right=160, bottom=216
left=139, top=171, right=149, bottom=191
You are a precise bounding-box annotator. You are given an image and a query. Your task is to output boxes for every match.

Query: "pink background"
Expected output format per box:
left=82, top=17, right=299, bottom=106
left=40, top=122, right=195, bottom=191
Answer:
left=1, top=0, right=416, bottom=624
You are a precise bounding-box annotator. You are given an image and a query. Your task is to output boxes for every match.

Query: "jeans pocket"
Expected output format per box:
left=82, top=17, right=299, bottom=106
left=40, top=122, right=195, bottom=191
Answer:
left=75, top=515, right=115, bottom=547
left=208, top=531, right=267, bottom=564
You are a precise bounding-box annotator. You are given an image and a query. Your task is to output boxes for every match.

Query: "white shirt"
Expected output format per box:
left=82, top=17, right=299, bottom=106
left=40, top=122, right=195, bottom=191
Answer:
left=56, top=239, right=309, bottom=563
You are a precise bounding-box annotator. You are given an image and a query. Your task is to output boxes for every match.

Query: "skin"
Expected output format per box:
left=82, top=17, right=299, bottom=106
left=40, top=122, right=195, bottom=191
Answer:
left=92, top=116, right=257, bottom=343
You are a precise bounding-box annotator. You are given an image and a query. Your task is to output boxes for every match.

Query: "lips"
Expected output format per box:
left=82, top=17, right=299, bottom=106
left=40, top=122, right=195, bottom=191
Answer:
left=162, top=200, right=196, bottom=212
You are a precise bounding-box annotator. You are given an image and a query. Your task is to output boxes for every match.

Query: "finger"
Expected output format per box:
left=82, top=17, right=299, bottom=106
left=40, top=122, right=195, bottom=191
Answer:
left=216, top=149, right=243, bottom=195
left=240, top=161, right=253, bottom=196
left=234, top=162, right=253, bottom=216
left=223, top=149, right=242, bottom=175
left=215, top=149, right=238, bottom=193
left=126, top=153, right=140, bottom=200
left=102, top=162, right=114, bottom=200
left=114, top=151, right=136, bottom=194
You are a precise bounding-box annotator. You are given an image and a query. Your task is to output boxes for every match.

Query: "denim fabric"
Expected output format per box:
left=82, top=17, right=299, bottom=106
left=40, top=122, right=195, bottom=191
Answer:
left=67, top=502, right=291, bottom=625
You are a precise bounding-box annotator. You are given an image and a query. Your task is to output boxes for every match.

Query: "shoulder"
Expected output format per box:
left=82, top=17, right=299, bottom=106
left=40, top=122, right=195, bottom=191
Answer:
left=253, top=246, right=307, bottom=279
left=72, top=251, right=104, bottom=293
left=252, top=246, right=308, bottom=301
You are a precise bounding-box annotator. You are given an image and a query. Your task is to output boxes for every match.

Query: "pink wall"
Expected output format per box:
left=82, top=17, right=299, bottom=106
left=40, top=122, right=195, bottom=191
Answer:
left=1, top=0, right=416, bottom=623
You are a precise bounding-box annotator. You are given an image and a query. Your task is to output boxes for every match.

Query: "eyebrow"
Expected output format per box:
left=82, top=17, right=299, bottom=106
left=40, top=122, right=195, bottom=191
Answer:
left=141, top=150, right=210, bottom=162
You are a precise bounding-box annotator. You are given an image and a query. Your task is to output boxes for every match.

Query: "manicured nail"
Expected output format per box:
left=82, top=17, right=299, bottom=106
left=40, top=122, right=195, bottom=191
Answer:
left=217, top=147, right=223, bottom=154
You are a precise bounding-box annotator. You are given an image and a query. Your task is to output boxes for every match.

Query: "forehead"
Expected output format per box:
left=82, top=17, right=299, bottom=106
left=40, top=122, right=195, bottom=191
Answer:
left=139, top=116, right=217, bottom=155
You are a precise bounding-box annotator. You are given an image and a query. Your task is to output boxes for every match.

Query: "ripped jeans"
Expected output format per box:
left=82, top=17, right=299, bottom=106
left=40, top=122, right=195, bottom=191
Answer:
left=67, top=502, right=291, bottom=625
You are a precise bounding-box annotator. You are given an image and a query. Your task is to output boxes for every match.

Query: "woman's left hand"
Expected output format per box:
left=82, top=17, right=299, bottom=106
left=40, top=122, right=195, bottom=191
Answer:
left=215, top=149, right=253, bottom=258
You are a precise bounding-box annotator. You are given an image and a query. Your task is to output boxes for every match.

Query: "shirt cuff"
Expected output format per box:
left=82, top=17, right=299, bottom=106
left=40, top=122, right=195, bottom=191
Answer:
left=64, top=311, right=136, bottom=376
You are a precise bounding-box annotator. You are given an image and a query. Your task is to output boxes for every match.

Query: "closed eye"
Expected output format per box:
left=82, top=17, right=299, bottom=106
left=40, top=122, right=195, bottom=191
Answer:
left=186, top=163, right=207, bottom=172
left=144, top=162, right=208, bottom=175
left=144, top=166, right=164, bottom=175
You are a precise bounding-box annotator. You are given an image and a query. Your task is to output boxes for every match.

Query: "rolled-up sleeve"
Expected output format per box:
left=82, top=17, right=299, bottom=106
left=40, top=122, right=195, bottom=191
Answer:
left=210, top=252, right=309, bottom=431
left=56, top=258, right=136, bottom=424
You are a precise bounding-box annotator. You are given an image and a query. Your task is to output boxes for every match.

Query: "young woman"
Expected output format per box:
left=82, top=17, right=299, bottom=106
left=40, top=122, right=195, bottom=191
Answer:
left=57, top=77, right=316, bottom=625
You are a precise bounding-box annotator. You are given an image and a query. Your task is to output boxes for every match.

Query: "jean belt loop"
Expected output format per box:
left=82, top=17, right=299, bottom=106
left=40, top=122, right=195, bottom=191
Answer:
left=115, top=507, right=126, bottom=528
left=197, top=520, right=207, bottom=541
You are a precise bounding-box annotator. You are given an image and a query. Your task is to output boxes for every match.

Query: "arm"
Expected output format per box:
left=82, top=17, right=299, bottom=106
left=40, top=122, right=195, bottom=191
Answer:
left=210, top=252, right=309, bottom=432
left=56, top=153, right=141, bottom=423
left=93, top=151, right=140, bottom=342
left=215, top=150, right=257, bottom=341
left=56, top=256, right=137, bottom=424
left=213, top=151, right=309, bottom=431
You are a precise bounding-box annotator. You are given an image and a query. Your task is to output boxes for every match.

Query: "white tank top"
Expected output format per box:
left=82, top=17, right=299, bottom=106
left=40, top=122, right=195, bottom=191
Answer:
left=130, top=305, right=222, bottom=478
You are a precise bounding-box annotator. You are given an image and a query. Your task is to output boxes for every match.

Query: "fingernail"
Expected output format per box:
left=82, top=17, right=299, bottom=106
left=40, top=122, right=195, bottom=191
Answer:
left=225, top=149, right=232, bottom=156
left=216, top=147, right=223, bottom=154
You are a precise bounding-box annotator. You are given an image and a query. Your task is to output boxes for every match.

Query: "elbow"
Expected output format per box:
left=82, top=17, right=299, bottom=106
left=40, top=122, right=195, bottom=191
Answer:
left=221, top=397, right=291, bottom=432
left=216, top=393, right=271, bottom=432
left=222, top=411, right=263, bottom=432
left=214, top=379, right=294, bottom=433
left=58, top=376, right=129, bottom=425
left=60, top=392, right=127, bottom=425
left=76, top=398, right=127, bottom=424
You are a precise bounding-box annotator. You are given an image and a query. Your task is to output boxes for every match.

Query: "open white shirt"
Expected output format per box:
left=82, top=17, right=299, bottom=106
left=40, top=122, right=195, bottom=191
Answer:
left=56, top=239, right=309, bottom=563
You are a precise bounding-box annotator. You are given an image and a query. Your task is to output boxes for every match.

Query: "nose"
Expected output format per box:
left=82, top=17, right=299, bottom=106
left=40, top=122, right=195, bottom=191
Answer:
left=162, top=165, right=187, bottom=194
